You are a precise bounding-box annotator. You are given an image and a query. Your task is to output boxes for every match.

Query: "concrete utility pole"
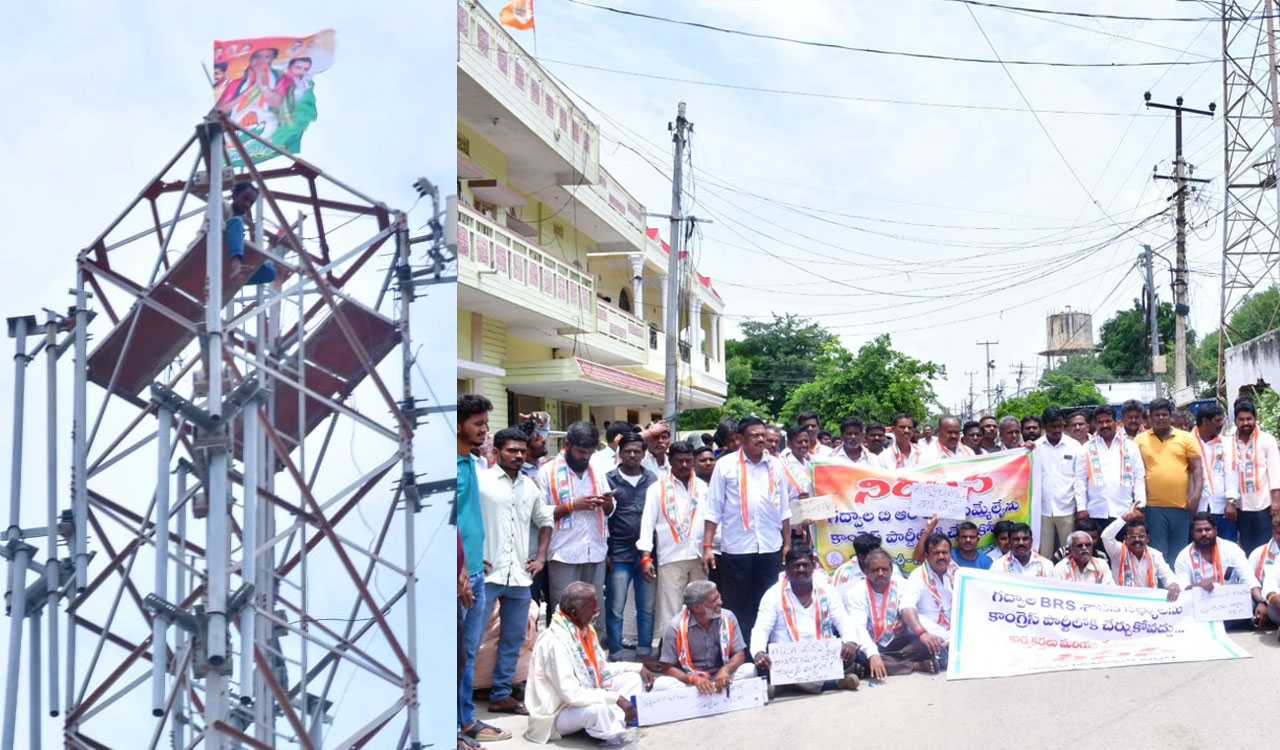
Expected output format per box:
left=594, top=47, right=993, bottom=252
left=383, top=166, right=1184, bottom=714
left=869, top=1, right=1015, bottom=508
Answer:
left=965, top=371, right=977, bottom=421
left=1142, top=244, right=1163, bottom=399
left=1145, top=92, right=1213, bottom=401
left=663, top=102, right=688, bottom=430
left=977, top=340, right=998, bottom=414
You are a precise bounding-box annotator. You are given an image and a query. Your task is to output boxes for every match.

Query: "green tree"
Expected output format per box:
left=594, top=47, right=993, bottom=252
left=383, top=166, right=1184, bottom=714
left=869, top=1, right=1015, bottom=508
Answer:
left=1097, top=298, right=1175, bottom=382
left=678, top=395, right=770, bottom=431
left=1043, top=352, right=1114, bottom=383
left=778, top=335, right=944, bottom=429
left=1195, top=286, right=1280, bottom=390
left=995, top=374, right=1106, bottom=419
left=726, top=314, right=837, bottom=417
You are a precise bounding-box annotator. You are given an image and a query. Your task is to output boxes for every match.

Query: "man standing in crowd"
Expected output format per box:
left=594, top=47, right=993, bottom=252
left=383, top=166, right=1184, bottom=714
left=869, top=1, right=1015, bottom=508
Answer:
left=703, top=416, right=797, bottom=639
left=1192, top=402, right=1241, bottom=542
left=876, top=413, right=925, bottom=470
left=1101, top=510, right=1180, bottom=598
left=639, top=441, right=709, bottom=634
left=1121, top=400, right=1145, bottom=440
left=1067, top=409, right=1091, bottom=444
left=524, top=583, right=656, bottom=745
left=1136, top=398, right=1203, bottom=556
left=591, top=420, right=633, bottom=476
left=457, top=394, right=509, bottom=743
left=1074, top=406, right=1145, bottom=529
left=641, top=421, right=671, bottom=477
left=917, top=424, right=936, bottom=452
left=796, top=411, right=824, bottom=456
left=714, top=418, right=741, bottom=457
left=519, top=414, right=551, bottom=481
left=764, top=425, right=784, bottom=457
left=1034, top=406, right=1082, bottom=558
left=930, top=415, right=974, bottom=460
left=1234, top=398, right=1280, bottom=552
left=866, top=422, right=888, bottom=456
left=693, top=444, right=717, bottom=484
left=780, top=425, right=814, bottom=497
left=479, top=427, right=553, bottom=716
left=962, top=420, right=983, bottom=453
left=750, top=545, right=864, bottom=694
left=1053, top=530, right=1112, bottom=584
left=540, top=421, right=615, bottom=612
left=997, top=416, right=1025, bottom=452
left=1022, top=415, right=1042, bottom=442
left=977, top=415, right=999, bottom=454
left=988, top=520, right=1015, bottom=562
left=604, top=433, right=657, bottom=661
left=653, top=581, right=754, bottom=692
left=829, top=416, right=871, bottom=464
left=899, top=534, right=956, bottom=673
left=995, top=523, right=1053, bottom=576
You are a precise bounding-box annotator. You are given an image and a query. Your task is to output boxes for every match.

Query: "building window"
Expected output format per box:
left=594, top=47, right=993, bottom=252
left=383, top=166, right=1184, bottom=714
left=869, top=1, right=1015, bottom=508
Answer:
left=618, top=288, right=632, bottom=313
left=626, top=410, right=640, bottom=425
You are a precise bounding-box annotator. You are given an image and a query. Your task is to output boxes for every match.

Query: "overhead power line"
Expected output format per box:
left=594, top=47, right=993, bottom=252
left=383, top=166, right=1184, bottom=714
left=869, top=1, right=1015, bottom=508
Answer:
left=938, top=0, right=1271, bottom=23
left=565, top=0, right=1233, bottom=67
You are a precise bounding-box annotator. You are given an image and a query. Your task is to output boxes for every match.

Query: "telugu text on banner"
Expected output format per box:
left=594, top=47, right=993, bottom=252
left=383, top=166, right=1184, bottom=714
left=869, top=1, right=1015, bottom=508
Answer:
left=213, top=30, right=335, bottom=165
left=810, top=452, right=1033, bottom=574
left=947, top=568, right=1249, bottom=680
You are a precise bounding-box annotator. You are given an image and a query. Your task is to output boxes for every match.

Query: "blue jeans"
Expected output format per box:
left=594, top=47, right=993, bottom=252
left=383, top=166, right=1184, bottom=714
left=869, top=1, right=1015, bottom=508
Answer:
left=605, top=559, right=654, bottom=658
left=1211, top=513, right=1239, bottom=544
left=1146, top=506, right=1190, bottom=558
left=482, top=582, right=532, bottom=702
left=1238, top=509, right=1273, bottom=554
left=457, top=572, right=487, bottom=727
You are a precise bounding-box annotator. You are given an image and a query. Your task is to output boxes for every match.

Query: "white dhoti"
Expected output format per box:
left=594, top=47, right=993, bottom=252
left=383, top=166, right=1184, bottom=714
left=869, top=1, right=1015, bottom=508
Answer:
left=553, top=670, right=644, bottom=743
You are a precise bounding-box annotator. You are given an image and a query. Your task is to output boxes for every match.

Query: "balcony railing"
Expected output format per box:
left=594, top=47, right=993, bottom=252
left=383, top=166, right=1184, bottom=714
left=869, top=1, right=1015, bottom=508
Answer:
left=457, top=201, right=594, bottom=318
left=595, top=299, right=648, bottom=351
left=458, top=0, right=598, bottom=182
left=596, top=166, right=647, bottom=235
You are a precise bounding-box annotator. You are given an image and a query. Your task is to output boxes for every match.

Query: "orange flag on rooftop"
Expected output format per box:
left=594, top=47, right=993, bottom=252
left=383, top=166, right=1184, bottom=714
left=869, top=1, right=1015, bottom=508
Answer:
left=499, top=0, right=535, bottom=30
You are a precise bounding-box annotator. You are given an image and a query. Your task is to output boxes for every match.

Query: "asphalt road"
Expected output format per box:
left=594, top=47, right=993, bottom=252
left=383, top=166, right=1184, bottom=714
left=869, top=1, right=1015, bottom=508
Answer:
left=474, top=627, right=1280, bottom=750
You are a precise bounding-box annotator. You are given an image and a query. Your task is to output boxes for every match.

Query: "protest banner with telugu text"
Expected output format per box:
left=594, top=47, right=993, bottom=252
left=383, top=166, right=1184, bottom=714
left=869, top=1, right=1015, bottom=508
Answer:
left=810, top=452, right=1033, bottom=574
left=948, top=568, right=1248, bottom=680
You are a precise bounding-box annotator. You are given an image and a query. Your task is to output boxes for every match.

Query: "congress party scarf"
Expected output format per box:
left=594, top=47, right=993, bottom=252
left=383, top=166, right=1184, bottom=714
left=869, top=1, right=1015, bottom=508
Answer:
left=922, top=562, right=958, bottom=628
left=779, top=573, right=835, bottom=641
left=1086, top=434, right=1134, bottom=487
left=737, top=450, right=779, bottom=530
left=660, top=474, right=701, bottom=543
left=550, top=455, right=603, bottom=533
left=675, top=608, right=733, bottom=678
left=865, top=578, right=900, bottom=646
left=551, top=608, right=611, bottom=689
left=1117, top=545, right=1156, bottom=588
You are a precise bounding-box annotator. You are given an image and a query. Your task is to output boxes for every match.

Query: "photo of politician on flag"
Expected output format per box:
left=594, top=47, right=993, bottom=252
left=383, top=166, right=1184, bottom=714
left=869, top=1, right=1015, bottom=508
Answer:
left=213, top=30, right=335, bottom=165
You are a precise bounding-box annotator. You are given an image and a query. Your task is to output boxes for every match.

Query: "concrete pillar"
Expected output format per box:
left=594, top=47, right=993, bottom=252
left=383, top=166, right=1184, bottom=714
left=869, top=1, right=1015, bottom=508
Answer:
left=629, top=255, right=645, bottom=321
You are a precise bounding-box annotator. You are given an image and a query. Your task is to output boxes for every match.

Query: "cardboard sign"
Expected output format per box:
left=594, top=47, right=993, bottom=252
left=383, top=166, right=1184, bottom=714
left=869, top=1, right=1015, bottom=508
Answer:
left=766, top=639, right=844, bottom=686
left=909, top=483, right=968, bottom=519
left=631, top=677, right=767, bottom=726
left=790, top=494, right=837, bottom=524
left=1192, top=583, right=1253, bottom=622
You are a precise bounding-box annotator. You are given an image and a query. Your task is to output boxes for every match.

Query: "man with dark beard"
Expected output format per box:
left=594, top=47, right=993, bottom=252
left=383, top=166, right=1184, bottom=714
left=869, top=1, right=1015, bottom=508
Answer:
left=539, top=421, right=616, bottom=612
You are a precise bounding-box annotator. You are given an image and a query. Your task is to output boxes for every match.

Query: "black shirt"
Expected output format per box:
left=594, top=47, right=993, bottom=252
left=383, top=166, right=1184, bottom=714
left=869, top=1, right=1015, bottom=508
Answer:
left=606, top=467, right=657, bottom=564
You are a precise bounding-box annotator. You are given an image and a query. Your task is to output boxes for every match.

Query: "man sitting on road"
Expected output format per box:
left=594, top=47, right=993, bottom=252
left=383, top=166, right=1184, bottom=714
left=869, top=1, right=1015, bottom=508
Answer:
left=525, top=583, right=657, bottom=745
left=654, top=581, right=755, bottom=693
left=994, top=523, right=1052, bottom=577
left=1249, top=514, right=1280, bottom=588
left=1101, top=510, right=1180, bottom=600
left=846, top=549, right=924, bottom=679
left=1174, top=513, right=1265, bottom=626
left=899, top=533, right=957, bottom=673
left=750, top=545, right=864, bottom=695
left=1053, top=530, right=1113, bottom=584
left=831, top=532, right=904, bottom=599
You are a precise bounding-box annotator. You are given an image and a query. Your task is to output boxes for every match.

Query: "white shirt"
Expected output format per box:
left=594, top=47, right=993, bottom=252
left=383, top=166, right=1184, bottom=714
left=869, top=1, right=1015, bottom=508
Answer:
left=778, top=450, right=813, bottom=496
left=1236, top=431, right=1280, bottom=512
left=1173, top=539, right=1258, bottom=589
left=873, top=441, right=926, bottom=471
left=588, top=446, right=617, bottom=477
left=845, top=578, right=904, bottom=655
left=899, top=564, right=954, bottom=638
left=1033, top=436, right=1082, bottom=516
left=994, top=551, right=1053, bottom=577
left=524, top=622, right=643, bottom=744
left=928, top=442, right=975, bottom=462
left=538, top=459, right=610, bottom=565
left=748, top=576, right=857, bottom=656
left=1193, top=428, right=1240, bottom=513
left=636, top=474, right=708, bottom=565
left=1262, top=551, right=1280, bottom=602
left=830, top=561, right=906, bottom=615
left=1101, top=518, right=1175, bottom=588
left=826, top=444, right=871, bottom=465
left=641, top=451, right=668, bottom=478
left=479, top=466, right=554, bottom=587
left=1073, top=434, right=1147, bottom=519
left=705, top=450, right=797, bottom=555
left=1248, top=539, right=1280, bottom=584
left=1052, top=555, right=1113, bottom=585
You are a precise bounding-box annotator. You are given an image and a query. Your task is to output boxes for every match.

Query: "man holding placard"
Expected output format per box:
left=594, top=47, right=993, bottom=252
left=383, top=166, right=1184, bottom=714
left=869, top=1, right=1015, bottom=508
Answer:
left=654, top=581, right=755, bottom=693
left=1173, top=513, right=1264, bottom=625
left=994, top=523, right=1053, bottom=577
left=898, top=533, right=957, bottom=672
left=750, top=545, right=864, bottom=694
left=703, top=416, right=798, bottom=640
left=1101, top=512, right=1181, bottom=600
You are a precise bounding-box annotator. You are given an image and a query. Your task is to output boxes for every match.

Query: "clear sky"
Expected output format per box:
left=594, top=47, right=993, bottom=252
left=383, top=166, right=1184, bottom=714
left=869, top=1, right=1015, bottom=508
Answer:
left=0, top=1, right=456, bottom=747
left=483, top=0, right=1230, bottom=413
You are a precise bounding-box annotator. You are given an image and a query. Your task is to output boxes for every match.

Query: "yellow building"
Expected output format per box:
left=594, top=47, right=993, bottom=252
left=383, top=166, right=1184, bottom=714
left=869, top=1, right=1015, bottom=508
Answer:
left=454, top=0, right=727, bottom=429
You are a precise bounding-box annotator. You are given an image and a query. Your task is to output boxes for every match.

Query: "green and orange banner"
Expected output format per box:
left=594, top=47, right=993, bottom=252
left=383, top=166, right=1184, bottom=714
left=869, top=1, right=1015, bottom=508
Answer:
left=810, top=452, right=1033, bottom=574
